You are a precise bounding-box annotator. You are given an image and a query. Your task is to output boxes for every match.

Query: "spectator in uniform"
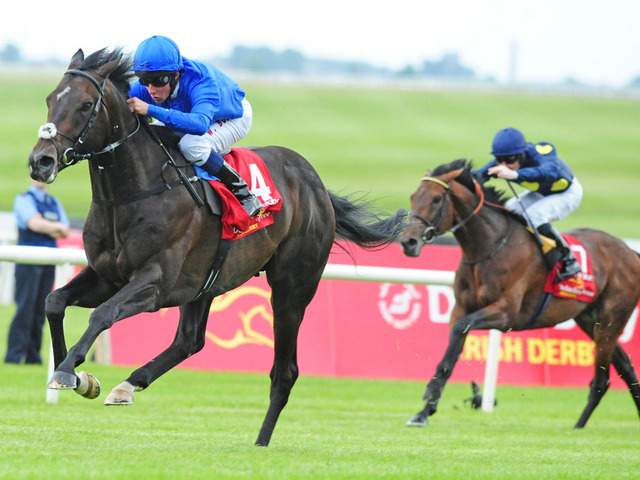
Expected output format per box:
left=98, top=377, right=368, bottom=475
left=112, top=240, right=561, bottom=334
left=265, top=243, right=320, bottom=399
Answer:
left=4, top=179, right=69, bottom=364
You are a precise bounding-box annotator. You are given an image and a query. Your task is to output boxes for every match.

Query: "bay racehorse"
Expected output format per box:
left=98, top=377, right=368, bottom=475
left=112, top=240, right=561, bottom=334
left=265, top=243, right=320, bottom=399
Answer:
left=399, top=159, right=640, bottom=428
left=27, top=48, right=404, bottom=447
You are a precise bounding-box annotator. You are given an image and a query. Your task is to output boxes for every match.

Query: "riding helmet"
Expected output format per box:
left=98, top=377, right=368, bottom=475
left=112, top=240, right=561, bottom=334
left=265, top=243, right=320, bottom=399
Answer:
left=132, top=35, right=184, bottom=72
left=490, top=127, right=527, bottom=156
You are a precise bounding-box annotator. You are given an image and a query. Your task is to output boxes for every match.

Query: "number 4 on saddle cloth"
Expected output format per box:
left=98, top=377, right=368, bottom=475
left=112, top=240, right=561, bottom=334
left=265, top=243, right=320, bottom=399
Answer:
left=196, top=147, right=283, bottom=240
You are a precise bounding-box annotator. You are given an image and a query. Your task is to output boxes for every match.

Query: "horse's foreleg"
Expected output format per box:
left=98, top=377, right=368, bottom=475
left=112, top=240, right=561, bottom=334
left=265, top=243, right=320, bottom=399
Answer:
left=409, top=302, right=510, bottom=427
left=407, top=326, right=468, bottom=426
left=105, top=299, right=213, bottom=404
left=48, top=267, right=164, bottom=396
left=45, top=266, right=117, bottom=370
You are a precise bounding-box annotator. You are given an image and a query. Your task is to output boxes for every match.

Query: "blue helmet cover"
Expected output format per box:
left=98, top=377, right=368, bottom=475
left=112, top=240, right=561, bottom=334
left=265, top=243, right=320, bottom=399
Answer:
left=132, top=35, right=184, bottom=72
left=491, top=127, right=526, bottom=156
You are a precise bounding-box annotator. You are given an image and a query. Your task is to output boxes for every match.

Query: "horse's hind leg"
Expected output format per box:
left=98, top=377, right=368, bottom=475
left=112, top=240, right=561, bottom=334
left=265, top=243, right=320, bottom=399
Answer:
left=255, top=258, right=326, bottom=447
left=575, top=314, right=638, bottom=427
left=574, top=310, right=629, bottom=428
left=611, top=343, right=640, bottom=420
left=105, top=299, right=213, bottom=404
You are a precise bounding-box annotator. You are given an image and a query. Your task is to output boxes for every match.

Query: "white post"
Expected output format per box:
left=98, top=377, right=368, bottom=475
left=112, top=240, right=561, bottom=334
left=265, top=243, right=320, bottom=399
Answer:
left=481, top=329, right=502, bottom=412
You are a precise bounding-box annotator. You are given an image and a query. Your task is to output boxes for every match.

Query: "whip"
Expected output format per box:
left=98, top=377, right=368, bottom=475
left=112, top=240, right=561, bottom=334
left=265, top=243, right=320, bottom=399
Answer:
left=506, top=180, right=544, bottom=249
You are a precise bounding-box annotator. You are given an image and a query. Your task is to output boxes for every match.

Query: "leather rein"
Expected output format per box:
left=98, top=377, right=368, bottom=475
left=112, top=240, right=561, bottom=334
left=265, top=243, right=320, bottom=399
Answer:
left=410, top=175, right=512, bottom=265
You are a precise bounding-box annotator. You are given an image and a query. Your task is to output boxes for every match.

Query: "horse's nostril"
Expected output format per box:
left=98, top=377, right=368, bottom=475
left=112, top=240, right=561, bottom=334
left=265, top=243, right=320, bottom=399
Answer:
left=402, top=237, right=418, bottom=247
left=39, top=156, right=55, bottom=170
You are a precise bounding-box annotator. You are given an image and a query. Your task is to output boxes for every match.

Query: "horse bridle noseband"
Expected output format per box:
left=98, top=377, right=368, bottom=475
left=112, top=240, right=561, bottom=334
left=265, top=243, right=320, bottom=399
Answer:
left=39, top=69, right=140, bottom=166
left=410, top=175, right=485, bottom=243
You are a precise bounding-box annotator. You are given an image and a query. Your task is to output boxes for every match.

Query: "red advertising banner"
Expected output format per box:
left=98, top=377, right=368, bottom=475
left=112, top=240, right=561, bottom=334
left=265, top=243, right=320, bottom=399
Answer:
left=105, top=241, right=640, bottom=389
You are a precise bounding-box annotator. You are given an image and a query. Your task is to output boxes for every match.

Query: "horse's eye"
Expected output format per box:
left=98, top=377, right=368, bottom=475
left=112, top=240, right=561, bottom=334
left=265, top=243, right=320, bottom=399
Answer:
left=433, top=195, right=442, bottom=205
left=80, top=101, right=93, bottom=112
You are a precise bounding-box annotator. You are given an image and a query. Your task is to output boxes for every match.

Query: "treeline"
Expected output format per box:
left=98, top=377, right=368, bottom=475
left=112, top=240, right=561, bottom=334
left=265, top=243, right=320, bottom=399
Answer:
left=0, top=42, right=485, bottom=81
left=4, top=42, right=640, bottom=88
left=212, top=46, right=486, bottom=81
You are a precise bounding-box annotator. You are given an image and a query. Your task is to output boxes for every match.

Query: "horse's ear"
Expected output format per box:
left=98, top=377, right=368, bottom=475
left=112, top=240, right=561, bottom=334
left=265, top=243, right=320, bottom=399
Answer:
left=96, top=54, right=122, bottom=79
left=69, top=49, right=84, bottom=69
left=441, top=168, right=465, bottom=183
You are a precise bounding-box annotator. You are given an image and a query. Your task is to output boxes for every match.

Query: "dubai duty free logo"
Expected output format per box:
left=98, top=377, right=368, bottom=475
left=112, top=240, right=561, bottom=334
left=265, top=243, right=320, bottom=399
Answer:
left=377, top=283, right=422, bottom=330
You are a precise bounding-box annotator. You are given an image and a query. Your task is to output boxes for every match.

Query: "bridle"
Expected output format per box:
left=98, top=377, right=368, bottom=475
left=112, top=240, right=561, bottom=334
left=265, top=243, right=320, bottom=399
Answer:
left=37, top=69, right=140, bottom=166
left=409, top=175, right=485, bottom=243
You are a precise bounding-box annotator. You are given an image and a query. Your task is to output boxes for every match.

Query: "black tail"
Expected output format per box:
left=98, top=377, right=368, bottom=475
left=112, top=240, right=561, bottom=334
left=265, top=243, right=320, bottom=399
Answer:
left=329, top=191, right=407, bottom=249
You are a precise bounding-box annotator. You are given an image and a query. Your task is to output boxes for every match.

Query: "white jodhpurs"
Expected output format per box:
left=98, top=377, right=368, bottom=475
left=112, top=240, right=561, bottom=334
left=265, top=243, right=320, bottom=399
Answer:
left=179, top=98, right=253, bottom=165
left=504, top=178, right=583, bottom=228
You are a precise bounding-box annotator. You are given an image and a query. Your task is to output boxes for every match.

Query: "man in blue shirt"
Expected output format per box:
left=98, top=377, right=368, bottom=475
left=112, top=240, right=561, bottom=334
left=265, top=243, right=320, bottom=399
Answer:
left=127, top=35, right=262, bottom=217
left=473, top=127, right=582, bottom=281
left=5, top=179, right=69, bottom=364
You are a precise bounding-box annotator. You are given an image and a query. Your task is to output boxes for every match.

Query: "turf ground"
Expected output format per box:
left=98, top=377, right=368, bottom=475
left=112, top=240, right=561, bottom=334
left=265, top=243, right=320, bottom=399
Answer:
left=0, top=305, right=639, bottom=480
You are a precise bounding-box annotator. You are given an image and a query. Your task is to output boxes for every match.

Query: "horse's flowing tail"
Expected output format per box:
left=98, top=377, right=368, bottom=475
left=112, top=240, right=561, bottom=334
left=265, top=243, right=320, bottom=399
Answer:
left=329, top=191, right=407, bottom=249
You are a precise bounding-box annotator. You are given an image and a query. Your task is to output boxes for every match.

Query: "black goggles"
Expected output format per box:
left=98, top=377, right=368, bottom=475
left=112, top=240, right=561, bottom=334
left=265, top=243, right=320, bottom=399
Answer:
left=496, top=154, right=521, bottom=165
left=138, top=74, right=173, bottom=88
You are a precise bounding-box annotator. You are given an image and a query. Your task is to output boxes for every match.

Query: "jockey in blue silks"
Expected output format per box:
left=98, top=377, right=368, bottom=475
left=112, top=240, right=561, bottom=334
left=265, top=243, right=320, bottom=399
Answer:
left=127, top=35, right=263, bottom=217
left=473, top=127, right=583, bottom=281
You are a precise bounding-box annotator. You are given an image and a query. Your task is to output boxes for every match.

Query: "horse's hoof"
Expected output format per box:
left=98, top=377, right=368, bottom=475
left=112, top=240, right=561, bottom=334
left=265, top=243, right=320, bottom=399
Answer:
left=46, top=370, right=78, bottom=390
left=104, top=390, right=134, bottom=405
left=104, top=384, right=135, bottom=406
left=75, top=371, right=100, bottom=399
left=406, top=414, right=428, bottom=427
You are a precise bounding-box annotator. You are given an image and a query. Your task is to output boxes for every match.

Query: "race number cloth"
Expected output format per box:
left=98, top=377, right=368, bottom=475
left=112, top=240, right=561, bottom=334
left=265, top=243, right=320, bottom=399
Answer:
left=208, top=148, right=282, bottom=240
left=543, top=234, right=596, bottom=302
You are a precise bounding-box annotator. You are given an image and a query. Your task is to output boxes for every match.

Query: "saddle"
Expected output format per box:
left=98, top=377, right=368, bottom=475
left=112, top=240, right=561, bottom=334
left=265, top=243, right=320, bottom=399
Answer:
left=148, top=125, right=282, bottom=240
left=526, top=227, right=563, bottom=269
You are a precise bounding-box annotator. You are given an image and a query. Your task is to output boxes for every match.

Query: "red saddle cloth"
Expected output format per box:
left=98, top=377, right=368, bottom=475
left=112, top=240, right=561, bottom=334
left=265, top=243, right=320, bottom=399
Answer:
left=543, top=234, right=596, bottom=302
left=208, top=147, right=282, bottom=240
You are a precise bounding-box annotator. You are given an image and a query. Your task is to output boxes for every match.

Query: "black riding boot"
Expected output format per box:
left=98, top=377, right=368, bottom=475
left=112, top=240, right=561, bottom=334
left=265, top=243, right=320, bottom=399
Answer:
left=537, top=223, right=581, bottom=281
left=198, top=150, right=263, bottom=217
left=215, top=161, right=263, bottom=217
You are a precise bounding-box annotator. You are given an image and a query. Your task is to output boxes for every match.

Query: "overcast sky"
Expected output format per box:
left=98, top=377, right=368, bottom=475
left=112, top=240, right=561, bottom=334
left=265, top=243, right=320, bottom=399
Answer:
left=3, top=0, right=639, bottom=87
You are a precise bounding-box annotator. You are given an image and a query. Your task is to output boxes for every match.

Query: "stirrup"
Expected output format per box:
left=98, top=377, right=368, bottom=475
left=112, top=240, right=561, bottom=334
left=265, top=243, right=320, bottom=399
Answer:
left=241, top=196, right=264, bottom=217
left=234, top=190, right=263, bottom=217
left=556, top=259, right=581, bottom=281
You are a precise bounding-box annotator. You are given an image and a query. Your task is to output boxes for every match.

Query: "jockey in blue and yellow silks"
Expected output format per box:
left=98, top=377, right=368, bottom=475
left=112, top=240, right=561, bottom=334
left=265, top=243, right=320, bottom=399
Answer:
left=473, top=127, right=583, bottom=280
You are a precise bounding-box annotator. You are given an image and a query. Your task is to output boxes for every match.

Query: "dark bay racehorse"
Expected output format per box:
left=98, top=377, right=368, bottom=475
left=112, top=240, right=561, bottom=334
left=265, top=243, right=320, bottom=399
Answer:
left=28, top=48, right=404, bottom=447
left=399, top=159, right=640, bottom=428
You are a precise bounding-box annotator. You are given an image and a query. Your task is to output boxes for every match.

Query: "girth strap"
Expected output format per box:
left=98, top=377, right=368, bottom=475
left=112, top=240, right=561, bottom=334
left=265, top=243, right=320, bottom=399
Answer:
left=192, top=239, right=232, bottom=301
left=525, top=292, right=552, bottom=329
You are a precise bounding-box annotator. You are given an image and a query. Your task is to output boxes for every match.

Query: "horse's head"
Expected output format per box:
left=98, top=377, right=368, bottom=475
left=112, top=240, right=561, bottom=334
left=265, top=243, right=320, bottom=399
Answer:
left=29, top=48, right=133, bottom=183
left=400, top=159, right=487, bottom=257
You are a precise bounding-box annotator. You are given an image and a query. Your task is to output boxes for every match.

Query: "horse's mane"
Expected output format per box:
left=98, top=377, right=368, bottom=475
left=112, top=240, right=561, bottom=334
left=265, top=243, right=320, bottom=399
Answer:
left=431, top=159, right=527, bottom=224
left=78, top=47, right=135, bottom=95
